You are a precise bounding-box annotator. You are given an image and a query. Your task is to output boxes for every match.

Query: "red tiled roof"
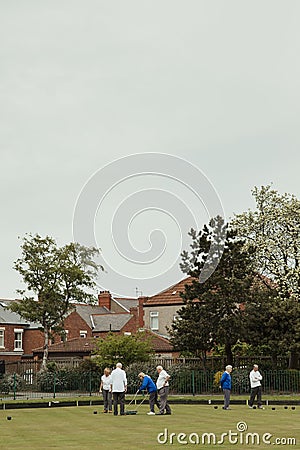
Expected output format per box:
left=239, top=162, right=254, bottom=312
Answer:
left=32, top=331, right=173, bottom=355
left=143, top=330, right=173, bottom=352
left=32, top=337, right=97, bottom=354
left=143, top=276, right=195, bottom=306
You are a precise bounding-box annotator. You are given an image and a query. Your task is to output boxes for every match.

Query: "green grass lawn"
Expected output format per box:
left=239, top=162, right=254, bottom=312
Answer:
left=0, top=404, right=299, bottom=449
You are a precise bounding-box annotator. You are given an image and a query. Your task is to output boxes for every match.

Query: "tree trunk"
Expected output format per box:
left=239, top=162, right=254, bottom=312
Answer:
left=201, top=350, right=207, bottom=370
left=289, top=351, right=300, bottom=369
left=225, top=342, right=234, bottom=367
left=41, top=326, right=49, bottom=371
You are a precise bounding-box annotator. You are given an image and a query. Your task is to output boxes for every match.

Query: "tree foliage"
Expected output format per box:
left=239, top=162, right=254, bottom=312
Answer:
left=10, top=234, right=102, bottom=370
left=93, top=332, right=154, bottom=368
left=233, top=185, right=300, bottom=299
left=244, top=288, right=299, bottom=362
left=233, top=185, right=300, bottom=368
left=170, top=216, right=257, bottom=366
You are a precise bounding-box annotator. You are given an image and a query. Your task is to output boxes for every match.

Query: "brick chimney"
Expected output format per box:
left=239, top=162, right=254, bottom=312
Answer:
left=98, top=291, right=112, bottom=310
left=138, top=296, right=147, bottom=328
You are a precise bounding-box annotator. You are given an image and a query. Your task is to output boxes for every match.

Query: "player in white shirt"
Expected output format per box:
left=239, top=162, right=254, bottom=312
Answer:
left=249, top=364, right=263, bottom=409
left=156, top=365, right=171, bottom=415
left=110, top=362, right=127, bottom=415
left=99, top=368, right=112, bottom=413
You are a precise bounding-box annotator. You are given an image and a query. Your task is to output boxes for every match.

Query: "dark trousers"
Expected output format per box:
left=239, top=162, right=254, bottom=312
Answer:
left=149, top=390, right=160, bottom=413
left=102, top=389, right=112, bottom=412
left=113, top=391, right=125, bottom=415
left=249, top=386, right=262, bottom=407
left=223, top=389, right=231, bottom=409
left=158, top=386, right=171, bottom=415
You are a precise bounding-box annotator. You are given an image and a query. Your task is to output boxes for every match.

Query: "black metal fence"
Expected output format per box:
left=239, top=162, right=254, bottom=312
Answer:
left=0, top=368, right=299, bottom=401
left=167, top=369, right=300, bottom=396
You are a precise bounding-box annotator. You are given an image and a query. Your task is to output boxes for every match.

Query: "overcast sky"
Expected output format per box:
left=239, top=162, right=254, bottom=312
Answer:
left=1, top=1, right=300, bottom=298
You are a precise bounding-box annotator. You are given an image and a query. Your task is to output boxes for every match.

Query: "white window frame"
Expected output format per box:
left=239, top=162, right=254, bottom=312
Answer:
left=80, top=330, right=87, bottom=338
left=14, top=328, right=23, bottom=351
left=150, top=311, right=159, bottom=331
left=0, top=327, right=5, bottom=348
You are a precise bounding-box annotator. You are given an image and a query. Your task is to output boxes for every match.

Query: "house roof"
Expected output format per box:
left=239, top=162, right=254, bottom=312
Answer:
left=92, top=313, right=132, bottom=332
left=0, top=303, right=28, bottom=325
left=33, top=337, right=96, bottom=354
left=0, top=299, right=128, bottom=331
left=0, top=301, right=41, bottom=328
left=74, top=304, right=110, bottom=328
left=143, top=276, right=194, bottom=306
left=32, top=331, right=173, bottom=355
left=0, top=298, right=20, bottom=304
left=112, top=297, right=138, bottom=312
left=142, top=330, right=174, bottom=352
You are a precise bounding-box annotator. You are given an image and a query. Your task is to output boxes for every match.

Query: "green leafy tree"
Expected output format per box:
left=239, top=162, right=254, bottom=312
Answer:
left=169, top=299, right=213, bottom=364
left=170, top=216, right=257, bottom=366
left=243, top=287, right=298, bottom=365
left=233, top=185, right=300, bottom=368
left=10, top=234, right=102, bottom=371
left=93, top=332, right=154, bottom=368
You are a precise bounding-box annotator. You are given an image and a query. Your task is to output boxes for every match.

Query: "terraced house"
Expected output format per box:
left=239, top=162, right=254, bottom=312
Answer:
left=142, top=277, right=193, bottom=337
left=0, top=283, right=182, bottom=364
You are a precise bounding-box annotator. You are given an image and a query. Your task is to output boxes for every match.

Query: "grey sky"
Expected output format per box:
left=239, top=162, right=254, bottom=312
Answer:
left=1, top=1, right=300, bottom=298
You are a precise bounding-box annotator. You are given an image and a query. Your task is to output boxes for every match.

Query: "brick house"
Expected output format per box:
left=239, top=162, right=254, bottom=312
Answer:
left=0, top=300, right=44, bottom=362
left=57, top=291, right=144, bottom=341
left=1, top=281, right=183, bottom=363
left=0, top=294, right=139, bottom=362
left=31, top=290, right=178, bottom=361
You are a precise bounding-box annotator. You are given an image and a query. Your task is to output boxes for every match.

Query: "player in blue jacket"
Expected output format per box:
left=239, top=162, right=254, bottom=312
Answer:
left=137, top=372, right=160, bottom=415
left=220, top=365, right=233, bottom=410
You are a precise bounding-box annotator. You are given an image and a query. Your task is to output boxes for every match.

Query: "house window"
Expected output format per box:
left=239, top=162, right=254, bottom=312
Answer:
left=150, top=311, right=159, bottom=330
left=0, top=328, right=4, bottom=348
left=61, top=330, right=69, bottom=342
left=14, top=329, right=23, bottom=350
left=80, top=330, right=87, bottom=338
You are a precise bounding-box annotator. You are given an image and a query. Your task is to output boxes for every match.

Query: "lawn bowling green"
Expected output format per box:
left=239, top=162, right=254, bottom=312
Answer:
left=0, top=404, right=299, bottom=449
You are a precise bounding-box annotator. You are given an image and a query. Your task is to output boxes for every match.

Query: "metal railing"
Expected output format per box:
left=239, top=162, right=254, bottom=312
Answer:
left=0, top=369, right=299, bottom=401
